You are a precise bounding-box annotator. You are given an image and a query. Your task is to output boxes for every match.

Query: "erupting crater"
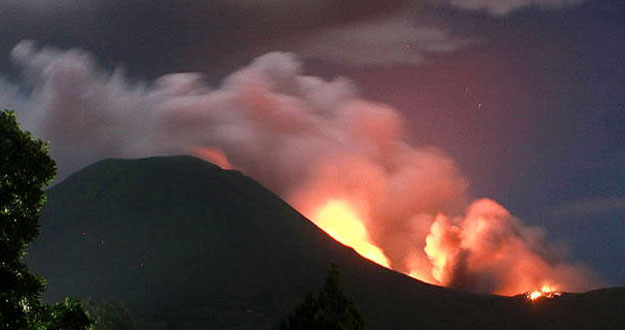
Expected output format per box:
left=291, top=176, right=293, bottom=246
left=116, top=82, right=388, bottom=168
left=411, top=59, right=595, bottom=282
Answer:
left=526, top=285, right=562, bottom=301
left=301, top=197, right=585, bottom=298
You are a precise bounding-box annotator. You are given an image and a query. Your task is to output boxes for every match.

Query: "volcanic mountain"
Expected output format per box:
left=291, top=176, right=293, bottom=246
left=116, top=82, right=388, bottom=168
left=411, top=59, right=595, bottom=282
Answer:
left=27, top=156, right=625, bottom=330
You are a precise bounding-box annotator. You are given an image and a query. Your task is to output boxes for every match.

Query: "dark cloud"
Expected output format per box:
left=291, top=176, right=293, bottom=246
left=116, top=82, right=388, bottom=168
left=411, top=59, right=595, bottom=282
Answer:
left=0, top=0, right=413, bottom=78
left=429, top=0, right=585, bottom=16
left=0, top=0, right=96, bottom=10
left=0, top=0, right=588, bottom=82
left=0, top=0, right=468, bottom=80
left=292, top=17, right=472, bottom=66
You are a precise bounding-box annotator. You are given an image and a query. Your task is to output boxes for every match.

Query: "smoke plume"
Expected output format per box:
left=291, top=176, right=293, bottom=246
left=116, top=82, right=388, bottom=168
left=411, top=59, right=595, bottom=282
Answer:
left=424, top=199, right=596, bottom=294
left=1, top=41, right=597, bottom=294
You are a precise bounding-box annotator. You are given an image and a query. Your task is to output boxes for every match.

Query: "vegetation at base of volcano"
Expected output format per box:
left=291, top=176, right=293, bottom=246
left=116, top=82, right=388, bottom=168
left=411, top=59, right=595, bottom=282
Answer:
left=279, top=264, right=365, bottom=330
left=0, top=109, right=91, bottom=330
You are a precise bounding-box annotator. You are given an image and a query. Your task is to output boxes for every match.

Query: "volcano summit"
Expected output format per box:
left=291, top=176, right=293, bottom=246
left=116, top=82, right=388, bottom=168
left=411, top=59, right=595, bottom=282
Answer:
left=27, top=156, right=625, bottom=329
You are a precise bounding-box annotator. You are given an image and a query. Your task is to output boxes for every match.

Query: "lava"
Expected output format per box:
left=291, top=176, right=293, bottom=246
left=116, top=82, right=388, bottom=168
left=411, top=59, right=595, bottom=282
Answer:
left=526, top=284, right=562, bottom=301
left=306, top=198, right=585, bottom=297
left=311, top=200, right=390, bottom=268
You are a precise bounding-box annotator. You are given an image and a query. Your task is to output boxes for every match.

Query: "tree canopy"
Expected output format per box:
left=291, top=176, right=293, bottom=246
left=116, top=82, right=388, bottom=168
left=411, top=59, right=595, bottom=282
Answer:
left=279, top=264, right=365, bottom=330
left=0, top=109, right=91, bottom=330
left=83, top=300, right=138, bottom=330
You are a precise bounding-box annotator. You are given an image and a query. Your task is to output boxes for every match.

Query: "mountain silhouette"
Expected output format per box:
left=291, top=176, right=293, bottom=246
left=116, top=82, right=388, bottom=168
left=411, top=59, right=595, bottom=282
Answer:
left=26, top=156, right=625, bottom=329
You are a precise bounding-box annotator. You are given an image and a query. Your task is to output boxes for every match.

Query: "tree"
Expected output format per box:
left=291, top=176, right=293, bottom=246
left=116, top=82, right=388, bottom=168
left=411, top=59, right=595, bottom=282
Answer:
left=279, top=264, right=365, bottom=330
left=83, top=300, right=138, bottom=330
left=0, top=109, right=91, bottom=330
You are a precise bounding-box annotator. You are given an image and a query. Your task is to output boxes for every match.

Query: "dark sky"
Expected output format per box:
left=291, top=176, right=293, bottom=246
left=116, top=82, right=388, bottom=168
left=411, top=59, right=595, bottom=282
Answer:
left=1, top=0, right=623, bottom=286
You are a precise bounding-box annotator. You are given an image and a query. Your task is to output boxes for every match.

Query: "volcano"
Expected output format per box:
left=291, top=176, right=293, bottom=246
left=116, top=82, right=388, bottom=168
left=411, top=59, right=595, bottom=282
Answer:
left=27, top=156, right=625, bottom=329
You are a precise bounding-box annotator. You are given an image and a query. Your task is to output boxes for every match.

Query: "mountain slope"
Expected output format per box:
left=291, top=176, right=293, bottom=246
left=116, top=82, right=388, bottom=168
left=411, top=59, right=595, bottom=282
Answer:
left=26, top=156, right=625, bottom=329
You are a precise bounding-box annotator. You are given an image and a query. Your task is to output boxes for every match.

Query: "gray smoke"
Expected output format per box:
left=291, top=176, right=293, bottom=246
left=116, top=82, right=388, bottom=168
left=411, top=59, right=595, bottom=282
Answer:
left=0, top=41, right=597, bottom=294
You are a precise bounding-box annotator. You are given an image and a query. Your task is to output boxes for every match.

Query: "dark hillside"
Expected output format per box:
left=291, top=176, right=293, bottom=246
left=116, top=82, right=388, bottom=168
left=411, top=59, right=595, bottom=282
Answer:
left=26, top=156, right=625, bottom=329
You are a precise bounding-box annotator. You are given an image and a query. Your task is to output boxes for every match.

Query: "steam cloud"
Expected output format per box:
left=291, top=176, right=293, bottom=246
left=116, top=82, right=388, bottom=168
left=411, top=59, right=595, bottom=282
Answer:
left=1, top=41, right=597, bottom=294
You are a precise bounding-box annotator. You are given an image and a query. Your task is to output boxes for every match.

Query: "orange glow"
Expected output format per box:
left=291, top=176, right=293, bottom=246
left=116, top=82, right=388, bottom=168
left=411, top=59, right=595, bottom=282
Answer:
left=526, top=284, right=562, bottom=301
left=408, top=268, right=437, bottom=285
left=309, top=199, right=570, bottom=297
left=311, top=200, right=390, bottom=268
left=541, top=284, right=557, bottom=293
left=423, top=214, right=461, bottom=284
left=190, top=146, right=232, bottom=169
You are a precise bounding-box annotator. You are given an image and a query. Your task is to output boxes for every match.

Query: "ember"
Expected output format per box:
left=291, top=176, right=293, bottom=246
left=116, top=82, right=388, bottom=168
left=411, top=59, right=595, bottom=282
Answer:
left=526, top=286, right=562, bottom=301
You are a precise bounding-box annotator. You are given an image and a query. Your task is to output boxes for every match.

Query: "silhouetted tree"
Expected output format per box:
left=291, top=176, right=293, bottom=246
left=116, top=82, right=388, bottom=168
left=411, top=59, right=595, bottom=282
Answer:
left=83, top=300, right=138, bottom=330
left=279, top=264, right=365, bottom=330
left=0, top=109, right=91, bottom=330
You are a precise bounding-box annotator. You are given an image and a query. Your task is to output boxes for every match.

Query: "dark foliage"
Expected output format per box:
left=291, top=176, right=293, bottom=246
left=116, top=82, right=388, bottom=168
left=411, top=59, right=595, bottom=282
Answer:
left=0, top=110, right=91, bottom=330
left=279, top=264, right=365, bottom=330
left=83, top=300, right=138, bottom=330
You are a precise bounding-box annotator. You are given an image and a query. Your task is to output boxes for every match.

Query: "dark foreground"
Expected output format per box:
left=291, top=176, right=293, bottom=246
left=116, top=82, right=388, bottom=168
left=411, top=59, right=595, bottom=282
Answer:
left=27, top=156, right=625, bottom=330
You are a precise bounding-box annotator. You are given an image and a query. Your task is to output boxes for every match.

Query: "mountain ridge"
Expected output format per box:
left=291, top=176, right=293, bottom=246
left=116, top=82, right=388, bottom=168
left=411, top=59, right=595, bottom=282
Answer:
left=27, top=156, right=625, bottom=329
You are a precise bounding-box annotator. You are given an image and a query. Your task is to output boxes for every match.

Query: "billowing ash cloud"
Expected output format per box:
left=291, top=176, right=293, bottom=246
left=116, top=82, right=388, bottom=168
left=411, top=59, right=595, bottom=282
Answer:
left=431, top=0, right=585, bottom=16
left=1, top=41, right=598, bottom=294
left=425, top=199, right=596, bottom=294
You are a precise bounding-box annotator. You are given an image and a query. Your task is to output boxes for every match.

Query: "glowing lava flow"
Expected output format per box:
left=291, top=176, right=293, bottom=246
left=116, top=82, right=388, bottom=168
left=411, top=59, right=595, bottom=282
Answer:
left=311, top=200, right=390, bottom=267
left=526, top=284, right=562, bottom=301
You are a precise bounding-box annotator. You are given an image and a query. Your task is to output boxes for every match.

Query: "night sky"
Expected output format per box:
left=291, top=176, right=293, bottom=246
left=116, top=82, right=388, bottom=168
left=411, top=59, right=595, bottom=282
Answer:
left=1, top=0, right=624, bottom=287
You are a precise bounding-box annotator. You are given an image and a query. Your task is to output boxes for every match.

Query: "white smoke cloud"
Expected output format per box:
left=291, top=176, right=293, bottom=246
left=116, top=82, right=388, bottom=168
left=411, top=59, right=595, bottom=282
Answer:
left=431, top=0, right=585, bottom=16
left=295, top=18, right=471, bottom=66
left=1, top=41, right=598, bottom=294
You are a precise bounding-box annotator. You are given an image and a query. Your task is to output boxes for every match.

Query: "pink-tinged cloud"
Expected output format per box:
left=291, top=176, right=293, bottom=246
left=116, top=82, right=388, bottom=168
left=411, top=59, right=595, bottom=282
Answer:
left=1, top=41, right=600, bottom=295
